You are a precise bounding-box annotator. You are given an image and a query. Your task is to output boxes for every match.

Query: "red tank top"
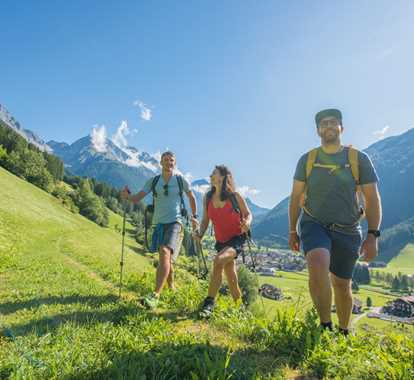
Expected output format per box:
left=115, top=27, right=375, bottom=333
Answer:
left=207, top=199, right=242, bottom=243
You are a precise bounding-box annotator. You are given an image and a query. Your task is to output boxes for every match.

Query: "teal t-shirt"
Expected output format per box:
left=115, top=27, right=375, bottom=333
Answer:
left=294, top=147, right=379, bottom=227
left=142, top=174, right=191, bottom=225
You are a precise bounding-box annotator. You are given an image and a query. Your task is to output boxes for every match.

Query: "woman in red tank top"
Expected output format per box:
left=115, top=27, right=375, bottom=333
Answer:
left=195, top=165, right=253, bottom=317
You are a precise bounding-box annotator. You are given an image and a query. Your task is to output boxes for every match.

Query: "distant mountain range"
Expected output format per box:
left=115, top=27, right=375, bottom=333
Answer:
left=6, top=101, right=410, bottom=262
left=252, top=128, right=414, bottom=261
left=47, top=138, right=269, bottom=219
left=0, top=102, right=267, bottom=219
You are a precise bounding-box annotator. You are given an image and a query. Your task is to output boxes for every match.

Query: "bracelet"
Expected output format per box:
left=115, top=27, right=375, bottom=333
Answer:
left=289, top=230, right=297, bottom=234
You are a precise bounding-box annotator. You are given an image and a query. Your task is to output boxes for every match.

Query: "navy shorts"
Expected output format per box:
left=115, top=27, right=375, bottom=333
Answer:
left=299, top=218, right=362, bottom=279
left=215, top=234, right=247, bottom=259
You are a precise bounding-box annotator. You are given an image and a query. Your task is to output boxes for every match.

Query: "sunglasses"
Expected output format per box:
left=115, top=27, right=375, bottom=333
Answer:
left=163, top=184, right=168, bottom=196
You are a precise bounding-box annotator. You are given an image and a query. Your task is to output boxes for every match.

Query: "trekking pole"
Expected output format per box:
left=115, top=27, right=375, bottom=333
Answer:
left=193, top=230, right=208, bottom=279
left=118, top=205, right=127, bottom=299
left=144, top=208, right=148, bottom=251
left=118, top=198, right=129, bottom=299
left=247, top=237, right=257, bottom=271
left=196, top=238, right=209, bottom=279
left=247, top=236, right=266, bottom=313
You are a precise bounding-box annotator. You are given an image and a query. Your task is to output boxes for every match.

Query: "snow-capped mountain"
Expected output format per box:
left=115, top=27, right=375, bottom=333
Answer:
left=48, top=135, right=160, bottom=192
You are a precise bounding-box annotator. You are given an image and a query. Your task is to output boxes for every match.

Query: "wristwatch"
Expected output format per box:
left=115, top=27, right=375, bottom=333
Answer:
left=368, top=229, right=381, bottom=238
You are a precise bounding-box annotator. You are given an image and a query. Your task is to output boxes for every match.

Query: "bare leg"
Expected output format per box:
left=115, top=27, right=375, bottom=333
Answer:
left=207, top=247, right=237, bottom=299
left=306, top=248, right=332, bottom=324
left=167, top=262, right=175, bottom=290
left=331, top=273, right=353, bottom=330
left=155, top=245, right=172, bottom=296
left=224, top=260, right=241, bottom=301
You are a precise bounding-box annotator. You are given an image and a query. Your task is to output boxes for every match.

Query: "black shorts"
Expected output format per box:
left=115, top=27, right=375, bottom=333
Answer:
left=215, top=234, right=247, bottom=259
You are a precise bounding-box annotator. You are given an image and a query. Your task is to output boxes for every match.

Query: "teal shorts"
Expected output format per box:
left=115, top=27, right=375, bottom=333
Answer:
left=299, top=217, right=362, bottom=280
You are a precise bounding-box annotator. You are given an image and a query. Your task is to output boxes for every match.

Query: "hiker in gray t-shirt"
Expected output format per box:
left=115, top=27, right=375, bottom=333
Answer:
left=121, top=151, right=198, bottom=309
left=288, top=108, right=382, bottom=335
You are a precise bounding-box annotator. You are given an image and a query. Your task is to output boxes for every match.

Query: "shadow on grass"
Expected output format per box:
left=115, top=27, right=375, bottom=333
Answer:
left=6, top=301, right=144, bottom=337
left=0, top=294, right=119, bottom=315
left=63, top=342, right=288, bottom=380
left=125, top=244, right=150, bottom=256
left=154, top=309, right=201, bottom=323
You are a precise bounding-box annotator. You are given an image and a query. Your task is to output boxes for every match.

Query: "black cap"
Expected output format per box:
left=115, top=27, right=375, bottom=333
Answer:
left=315, top=108, right=342, bottom=127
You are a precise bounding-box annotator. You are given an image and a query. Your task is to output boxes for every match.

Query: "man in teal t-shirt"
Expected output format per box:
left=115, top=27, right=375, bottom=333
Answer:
left=122, top=151, right=198, bottom=309
left=288, top=108, right=382, bottom=335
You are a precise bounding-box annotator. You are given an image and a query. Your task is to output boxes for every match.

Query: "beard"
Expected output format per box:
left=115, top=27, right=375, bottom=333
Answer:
left=321, top=129, right=340, bottom=144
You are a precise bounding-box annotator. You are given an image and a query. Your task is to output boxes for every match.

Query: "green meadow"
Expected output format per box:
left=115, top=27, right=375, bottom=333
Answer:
left=385, top=244, right=414, bottom=275
left=1, top=166, right=413, bottom=379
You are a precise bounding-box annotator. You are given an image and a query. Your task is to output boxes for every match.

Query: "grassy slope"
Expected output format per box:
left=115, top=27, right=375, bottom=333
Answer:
left=1, top=166, right=413, bottom=379
left=0, top=167, right=291, bottom=379
left=0, top=166, right=153, bottom=330
left=385, top=244, right=414, bottom=275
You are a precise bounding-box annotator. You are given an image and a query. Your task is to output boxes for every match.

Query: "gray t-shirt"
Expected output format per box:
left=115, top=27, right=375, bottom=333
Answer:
left=142, top=174, right=191, bottom=225
left=294, top=147, right=379, bottom=227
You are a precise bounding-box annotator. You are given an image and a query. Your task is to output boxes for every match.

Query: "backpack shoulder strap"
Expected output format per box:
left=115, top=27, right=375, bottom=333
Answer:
left=229, top=193, right=241, bottom=214
left=151, top=175, right=161, bottom=197
left=348, top=146, right=360, bottom=184
left=176, top=175, right=184, bottom=196
left=176, top=175, right=187, bottom=218
left=305, top=148, right=319, bottom=180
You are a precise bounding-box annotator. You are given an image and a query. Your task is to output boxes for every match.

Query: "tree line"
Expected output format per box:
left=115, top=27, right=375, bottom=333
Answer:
left=371, top=270, right=413, bottom=292
left=0, top=121, right=145, bottom=228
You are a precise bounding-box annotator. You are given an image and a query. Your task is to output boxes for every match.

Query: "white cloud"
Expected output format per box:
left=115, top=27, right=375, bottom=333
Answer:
left=112, top=120, right=130, bottom=149
left=373, top=125, right=390, bottom=140
left=133, top=100, right=152, bottom=121
left=153, top=151, right=162, bottom=162
left=90, top=125, right=107, bottom=153
left=236, top=185, right=261, bottom=198
left=192, top=184, right=210, bottom=194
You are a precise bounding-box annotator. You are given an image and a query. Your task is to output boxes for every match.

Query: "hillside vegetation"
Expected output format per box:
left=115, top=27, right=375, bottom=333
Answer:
left=1, top=167, right=413, bottom=379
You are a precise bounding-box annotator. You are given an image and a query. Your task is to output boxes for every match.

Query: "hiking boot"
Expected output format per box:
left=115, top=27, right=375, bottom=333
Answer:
left=140, top=293, right=159, bottom=310
left=199, top=297, right=215, bottom=319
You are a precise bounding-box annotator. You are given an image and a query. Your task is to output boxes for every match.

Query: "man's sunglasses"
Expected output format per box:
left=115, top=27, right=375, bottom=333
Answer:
left=163, top=184, right=168, bottom=196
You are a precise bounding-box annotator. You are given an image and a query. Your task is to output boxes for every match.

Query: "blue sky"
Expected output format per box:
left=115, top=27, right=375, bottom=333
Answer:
left=1, top=1, right=413, bottom=207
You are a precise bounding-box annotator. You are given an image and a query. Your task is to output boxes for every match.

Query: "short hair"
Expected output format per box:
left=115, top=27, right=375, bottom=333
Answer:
left=161, top=151, right=176, bottom=160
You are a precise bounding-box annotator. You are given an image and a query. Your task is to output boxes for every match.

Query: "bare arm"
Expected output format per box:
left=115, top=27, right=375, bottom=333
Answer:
left=361, top=183, right=382, bottom=230
left=289, top=180, right=306, bottom=232
left=186, top=190, right=197, bottom=217
left=130, top=190, right=147, bottom=204
left=288, top=180, right=306, bottom=251
left=198, top=194, right=210, bottom=238
left=359, top=182, right=382, bottom=262
left=121, top=186, right=147, bottom=204
left=235, top=192, right=253, bottom=227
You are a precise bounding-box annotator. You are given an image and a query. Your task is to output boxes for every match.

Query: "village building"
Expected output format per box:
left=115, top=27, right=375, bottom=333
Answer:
left=382, top=296, right=414, bottom=318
